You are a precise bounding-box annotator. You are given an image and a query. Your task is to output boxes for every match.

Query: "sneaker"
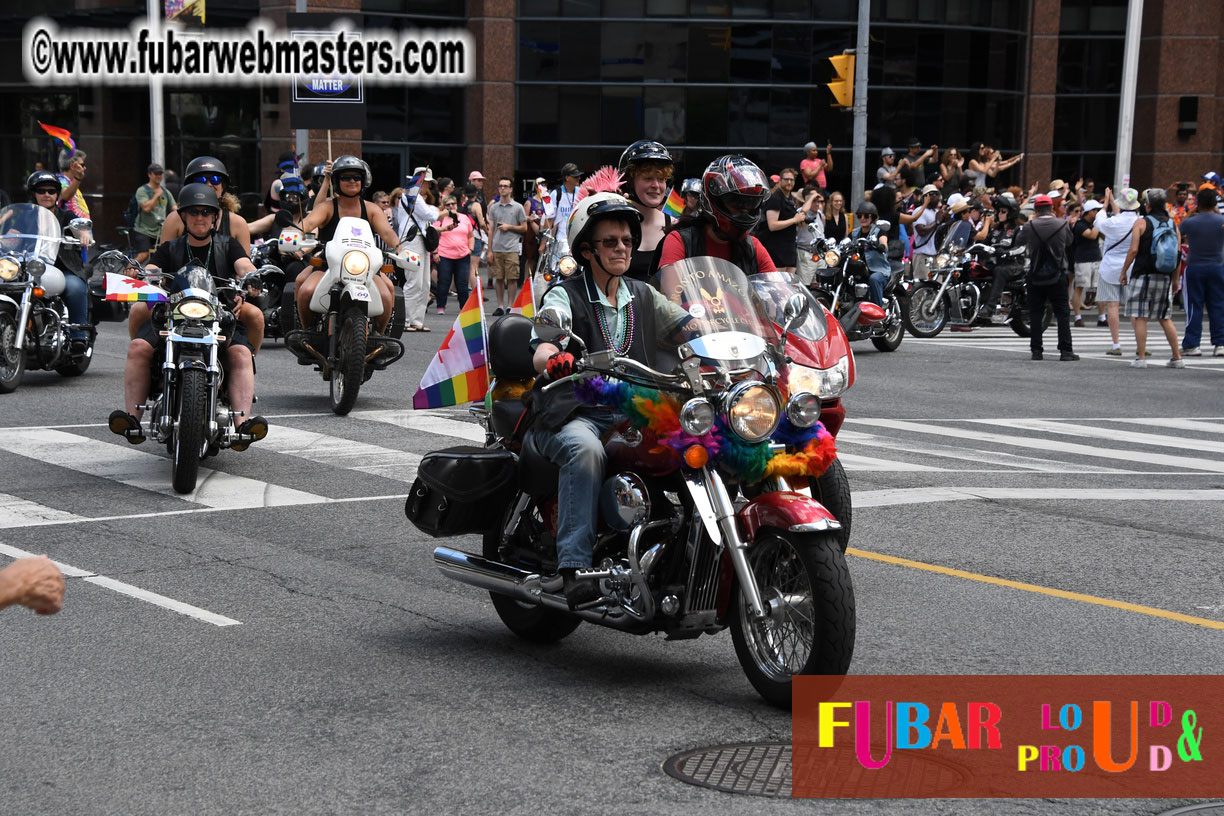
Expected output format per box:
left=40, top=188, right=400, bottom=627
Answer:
left=108, top=410, right=146, bottom=444
left=1073, top=316, right=1085, bottom=327
left=1060, top=352, right=1080, bottom=361
left=1031, top=351, right=1043, bottom=361
left=1215, top=346, right=1224, bottom=357
left=1183, top=346, right=1202, bottom=357
left=1167, top=358, right=1186, bottom=369
left=1105, top=346, right=1122, bottom=356
left=1096, top=318, right=1108, bottom=327
left=231, top=415, right=269, bottom=452
left=1129, top=358, right=1146, bottom=368
left=436, top=307, right=445, bottom=315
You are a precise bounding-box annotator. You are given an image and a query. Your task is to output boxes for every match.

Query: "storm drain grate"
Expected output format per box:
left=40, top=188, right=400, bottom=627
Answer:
left=663, top=742, right=792, bottom=797
left=1157, top=806, right=1224, bottom=816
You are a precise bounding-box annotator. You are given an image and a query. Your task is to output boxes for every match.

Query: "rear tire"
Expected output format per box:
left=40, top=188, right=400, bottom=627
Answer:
left=1010, top=302, right=1053, bottom=337
left=171, top=368, right=208, bottom=494
left=808, top=457, right=851, bottom=551
left=330, top=307, right=367, bottom=415
left=870, top=297, right=904, bottom=352
left=0, top=312, right=25, bottom=394
left=902, top=285, right=948, bottom=338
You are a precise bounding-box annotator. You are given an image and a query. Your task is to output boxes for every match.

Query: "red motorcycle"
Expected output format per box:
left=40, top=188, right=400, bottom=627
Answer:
left=405, top=258, right=854, bottom=707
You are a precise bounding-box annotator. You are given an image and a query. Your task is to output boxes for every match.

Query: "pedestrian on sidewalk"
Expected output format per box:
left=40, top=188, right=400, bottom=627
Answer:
left=1096, top=187, right=1141, bottom=353
left=1069, top=199, right=1102, bottom=326
left=1177, top=187, right=1224, bottom=357
left=132, top=163, right=175, bottom=264
left=1119, top=188, right=1184, bottom=368
left=1019, top=195, right=1077, bottom=360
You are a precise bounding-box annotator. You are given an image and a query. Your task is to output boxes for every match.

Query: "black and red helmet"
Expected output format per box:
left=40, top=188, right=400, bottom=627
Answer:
left=699, top=155, right=770, bottom=239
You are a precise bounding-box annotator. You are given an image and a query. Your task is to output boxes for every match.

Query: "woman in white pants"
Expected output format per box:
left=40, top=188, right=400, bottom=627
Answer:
left=397, top=168, right=439, bottom=331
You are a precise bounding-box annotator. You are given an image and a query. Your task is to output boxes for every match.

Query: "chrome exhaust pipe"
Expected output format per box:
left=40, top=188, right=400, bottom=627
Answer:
left=432, top=547, right=651, bottom=632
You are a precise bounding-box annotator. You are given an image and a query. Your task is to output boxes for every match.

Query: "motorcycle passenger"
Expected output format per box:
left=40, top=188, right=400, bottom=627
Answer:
left=527, top=192, right=691, bottom=608
left=108, top=183, right=268, bottom=447
left=848, top=201, right=890, bottom=307
left=296, top=155, right=401, bottom=334
left=619, top=140, right=676, bottom=283
left=248, top=174, right=311, bottom=296
left=979, top=193, right=1023, bottom=320
left=680, top=178, right=701, bottom=217
left=307, top=162, right=331, bottom=209
left=657, top=155, right=777, bottom=275
left=26, top=171, right=90, bottom=353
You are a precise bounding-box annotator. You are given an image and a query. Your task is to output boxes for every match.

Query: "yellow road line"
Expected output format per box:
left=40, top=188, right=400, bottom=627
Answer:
left=847, top=547, right=1224, bottom=631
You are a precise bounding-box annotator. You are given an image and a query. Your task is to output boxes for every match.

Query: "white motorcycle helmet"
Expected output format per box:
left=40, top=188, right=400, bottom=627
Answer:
left=566, top=192, right=643, bottom=259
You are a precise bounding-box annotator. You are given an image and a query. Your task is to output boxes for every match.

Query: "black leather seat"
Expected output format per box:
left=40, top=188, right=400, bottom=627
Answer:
left=488, top=314, right=537, bottom=380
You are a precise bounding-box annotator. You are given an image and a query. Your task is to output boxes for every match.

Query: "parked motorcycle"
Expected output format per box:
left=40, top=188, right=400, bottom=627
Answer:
left=118, top=259, right=263, bottom=493
left=533, top=226, right=576, bottom=286
left=812, top=223, right=904, bottom=351
left=903, top=241, right=1048, bottom=337
left=407, top=257, right=854, bottom=707
left=0, top=204, right=96, bottom=393
left=285, top=217, right=408, bottom=415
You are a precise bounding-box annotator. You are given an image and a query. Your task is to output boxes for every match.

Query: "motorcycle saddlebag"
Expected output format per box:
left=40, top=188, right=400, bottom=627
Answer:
left=405, top=446, right=518, bottom=537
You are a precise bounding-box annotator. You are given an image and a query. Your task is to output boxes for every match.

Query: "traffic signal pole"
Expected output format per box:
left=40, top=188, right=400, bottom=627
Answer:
left=851, top=0, right=869, bottom=206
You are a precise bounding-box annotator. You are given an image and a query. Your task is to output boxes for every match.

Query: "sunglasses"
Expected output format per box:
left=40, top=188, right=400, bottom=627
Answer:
left=595, top=236, right=634, bottom=249
left=337, top=174, right=363, bottom=183
left=780, top=177, right=796, bottom=183
left=188, top=174, right=223, bottom=186
left=859, top=214, right=875, bottom=220
left=181, top=207, right=215, bottom=218
left=33, top=188, right=58, bottom=195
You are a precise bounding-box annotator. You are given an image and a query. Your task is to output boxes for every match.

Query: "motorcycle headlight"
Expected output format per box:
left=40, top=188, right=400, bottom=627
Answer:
left=934, top=253, right=950, bottom=269
left=558, top=255, right=577, bottom=277
left=785, top=392, right=822, bottom=429
left=176, top=298, right=214, bottom=320
left=823, top=251, right=840, bottom=266
left=0, top=258, right=18, bottom=281
left=342, top=250, right=370, bottom=275
left=788, top=356, right=850, bottom=400
left=725, top=382, right=781, bottom=443
left=679, top=397, right=715, bottom=436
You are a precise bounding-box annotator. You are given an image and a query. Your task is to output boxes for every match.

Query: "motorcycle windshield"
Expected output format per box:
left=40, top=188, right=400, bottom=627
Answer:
left=0, top=204, right=62, bottom=263
left=167, top=265, right=217, bottom=302
left=750, top=271, right=829, bottom=343
left=657, top=256, right=776, bottom=369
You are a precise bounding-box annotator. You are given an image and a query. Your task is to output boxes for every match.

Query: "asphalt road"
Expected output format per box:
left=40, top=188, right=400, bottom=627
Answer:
left=2, top=309, right=1222, bottom=815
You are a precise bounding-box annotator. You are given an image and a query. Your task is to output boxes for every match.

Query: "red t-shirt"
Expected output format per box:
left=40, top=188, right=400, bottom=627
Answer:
left=658, top=228, right=778, bottom=274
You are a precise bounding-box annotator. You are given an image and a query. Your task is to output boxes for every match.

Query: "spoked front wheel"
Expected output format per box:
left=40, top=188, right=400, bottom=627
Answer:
left=0, top=311, right=25, bottom=394
left=731, top=531, right=855, bottom=708
left=902, top=285, right=948, bottom=338
left=330, top=307, right=368, bottom=415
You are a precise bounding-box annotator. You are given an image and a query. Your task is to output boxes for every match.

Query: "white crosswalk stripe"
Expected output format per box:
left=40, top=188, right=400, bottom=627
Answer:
left=907, top=326, right=1224, bottom=368
left=4, top=412, right=1224, bottom=528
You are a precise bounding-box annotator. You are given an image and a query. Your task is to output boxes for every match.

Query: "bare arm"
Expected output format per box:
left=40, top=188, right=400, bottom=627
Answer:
left=1119, top=219, right=1145, bottom=282
left=300, top=199, right=332, bottom=234
left=247, top=213, right=277, bottom=235
left=159, top=210, right=183, bottom=244
left=533, top=341, right=561, bottom=375
left=366, top=200, right=400, bottom=250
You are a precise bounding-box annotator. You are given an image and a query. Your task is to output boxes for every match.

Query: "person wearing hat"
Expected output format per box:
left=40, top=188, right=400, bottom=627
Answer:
left=266, top=150, right=300, bottom=213
left=543, top=162, right=583, bottom=249
left=899, top=138, right=937, bottom=192
left=468, top=170, right=487, bottom=207
left=1069, top=199, right=1103, bottom=326
left=132, top=162, right=175, bottom=264
left=1096, top=187, right=1143, bottom=354
left=391, top=165, right=438, bottom=331
left=944, top=196, right=975, bottom=249
left=910, top=184, right=943, bottom=281
left=877, top=148, right=902, bottom=187
left=800, top=140, right=834, bottom=191
left=978, top=192, right=1025, bottom=321
left=1017, top=194, right=1077, bottom=361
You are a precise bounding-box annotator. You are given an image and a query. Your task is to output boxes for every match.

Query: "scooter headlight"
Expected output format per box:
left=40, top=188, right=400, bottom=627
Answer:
left=785, top=392, right=822, bottom=428
left=788, top=356, right=850, bottom=400
left=679, top=397, right=716, bottom=437
left=342, top=250, right=370, bottom=275
left=725, top=382, right=781, bottom=443
left=0, top=257, right=20, bottom=281
left=176, top=298, right=214, bottom=320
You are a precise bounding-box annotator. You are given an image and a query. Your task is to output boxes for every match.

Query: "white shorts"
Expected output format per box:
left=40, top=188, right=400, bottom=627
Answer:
left=1073, top=261, right=1100, bottom=289
left=1096, top=279, right=1125, bottom=303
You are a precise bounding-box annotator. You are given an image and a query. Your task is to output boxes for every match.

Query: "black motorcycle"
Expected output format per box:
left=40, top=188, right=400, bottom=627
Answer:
left=811, top=222, right=904, bottom=352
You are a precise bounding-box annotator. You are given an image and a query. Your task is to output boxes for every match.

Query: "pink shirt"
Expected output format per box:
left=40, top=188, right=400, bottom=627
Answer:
left=434, top=213, right=474, bottom=259
left=800, top=158, right=826, bottom=188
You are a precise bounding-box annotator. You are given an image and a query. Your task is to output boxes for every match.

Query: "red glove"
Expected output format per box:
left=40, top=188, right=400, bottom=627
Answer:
left=546, top=351, right=575, bottom=379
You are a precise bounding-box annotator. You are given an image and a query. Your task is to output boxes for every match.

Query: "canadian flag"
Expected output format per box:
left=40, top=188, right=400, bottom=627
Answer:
left=537, top=180, right=551, bottom=206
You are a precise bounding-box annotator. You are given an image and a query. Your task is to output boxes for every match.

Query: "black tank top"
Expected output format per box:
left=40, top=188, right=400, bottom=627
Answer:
left=218, top=208, right=231, bottom=237
left=319, top=197, right=370, bottom=244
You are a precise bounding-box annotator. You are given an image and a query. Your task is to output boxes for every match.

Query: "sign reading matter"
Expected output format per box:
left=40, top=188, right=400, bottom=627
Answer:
left=288, top=13, right=366, bottom=130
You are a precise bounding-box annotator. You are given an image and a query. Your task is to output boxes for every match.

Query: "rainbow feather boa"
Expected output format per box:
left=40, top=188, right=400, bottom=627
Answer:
left=574, top=377, right=837, bottom=483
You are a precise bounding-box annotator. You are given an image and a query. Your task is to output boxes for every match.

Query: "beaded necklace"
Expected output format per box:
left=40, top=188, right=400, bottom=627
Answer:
left=594, top=286, right=635, bottom=355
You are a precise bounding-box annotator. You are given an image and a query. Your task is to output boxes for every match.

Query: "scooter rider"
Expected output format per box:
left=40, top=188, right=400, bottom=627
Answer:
left=848, top=200, right=891, bottom=307
left=979, top=193, right=1023, bottom=321
left=618, top=139, right=675, bottom=282
left=527, top=192, right=691, bottom=608
left=26, top=171, right=91, bottom=353
left=108, top=183, right=268, bottom=448
left=657, top=155, right=777, bottom=275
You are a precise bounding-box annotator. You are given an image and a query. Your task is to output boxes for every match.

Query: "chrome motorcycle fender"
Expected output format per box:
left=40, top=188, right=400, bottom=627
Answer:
left=340, top=280, right=380, bottom=317
left=0, top=293, right=20, bottom=312
left=737, top=491, right=842, bottom=543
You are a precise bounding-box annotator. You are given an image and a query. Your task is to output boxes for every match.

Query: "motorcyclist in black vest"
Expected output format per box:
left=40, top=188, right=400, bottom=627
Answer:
left=527, top=192, right=691, bottom=608
left=108, top=183, right=267, bottom=447
left=979, top=192, right=1023, bottom=321
left=26, top=171, right=91, bottom=353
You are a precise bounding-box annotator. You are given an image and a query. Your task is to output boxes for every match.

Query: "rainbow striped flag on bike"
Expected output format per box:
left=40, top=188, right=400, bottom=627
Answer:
left=412, top=283, right=489, bottom=408
left=104, top=272, right=168, bottom=302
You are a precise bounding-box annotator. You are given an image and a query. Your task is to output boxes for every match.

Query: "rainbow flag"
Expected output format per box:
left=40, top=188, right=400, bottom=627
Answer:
left=38, top=122, right=75, bottom=153
left=662, top=188, right=685, bottom=218
left=510, top=276, right=534, bottom=319
left=412, top=282, right=489, bottom=408
left=104, top=272, right=168, bottom=302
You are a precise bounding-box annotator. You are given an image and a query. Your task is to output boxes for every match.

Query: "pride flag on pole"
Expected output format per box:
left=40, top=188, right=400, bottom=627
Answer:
left=412, top=283, right=489, bottom=409
left=662, top=188, right=685, bottom=218
left=104, top=273, right=168, bottom=302
left=536, top=178, right=551, bottom=206
left=38, top=122, right=75, bottom=153
left=510, top=276, right=535, bottom=319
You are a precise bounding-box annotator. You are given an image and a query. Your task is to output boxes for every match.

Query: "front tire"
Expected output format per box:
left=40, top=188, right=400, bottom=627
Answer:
left=0, top=312, right=25, bottom=394
left=330, top=307, right=367, bottom=415
left=808, top=457, right=851, bottom=551
left=171, top=368, right=209, bottom=494
left=731, top=531, right=855, bottom=708
left=902, top=285, right=948, bottom=338
left=482, top=496, right=581, bottom=643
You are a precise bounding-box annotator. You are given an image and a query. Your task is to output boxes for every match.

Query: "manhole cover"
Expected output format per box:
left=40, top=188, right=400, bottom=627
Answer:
left=664, top=741, right=973, bottom=798
left=1157, top=806, right=1224, bottom=816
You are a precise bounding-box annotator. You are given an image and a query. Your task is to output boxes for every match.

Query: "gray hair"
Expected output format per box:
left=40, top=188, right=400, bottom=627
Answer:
left=1143, top=187, right=1167, bottom=209
left=58, top=149, right=85, bottom=171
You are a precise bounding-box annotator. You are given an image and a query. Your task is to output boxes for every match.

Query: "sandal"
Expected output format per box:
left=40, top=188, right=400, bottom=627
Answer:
left=230, top=415, right=268, bottom=452
left=418, top=326, right=431, bottom=332
left=405, top=325, right=420, bottom=332
left=108, top=410, right=146, bottom=445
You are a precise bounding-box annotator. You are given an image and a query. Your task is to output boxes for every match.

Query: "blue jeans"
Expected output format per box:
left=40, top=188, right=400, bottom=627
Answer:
left=435, top=255, right=470, bottom=310
left=867, top=270, right=889, bottom=307
left=62, top=273, right=88, bottom=340
left=1183, top=263, right=1224, bottom=349
left=528, top=410, right=616, bottom=571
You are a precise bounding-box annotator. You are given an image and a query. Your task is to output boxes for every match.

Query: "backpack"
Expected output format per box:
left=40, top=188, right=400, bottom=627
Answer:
left=1147, top=216, right=1178, bottom=274
left=123, top=185, right=149, bottom=229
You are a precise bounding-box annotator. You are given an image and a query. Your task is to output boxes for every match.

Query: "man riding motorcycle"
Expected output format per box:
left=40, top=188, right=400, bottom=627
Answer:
left=847, top=200, right=890, bottom=307
left=26, top=170, right=91, bottom=353
left=108, top=183, right=267, bottom=447
left=979, top=193, right=1024, bottom=321
left=526, top=192, right=691, bottom=608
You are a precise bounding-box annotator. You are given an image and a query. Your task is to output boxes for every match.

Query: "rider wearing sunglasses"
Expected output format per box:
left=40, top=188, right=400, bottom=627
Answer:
left=848, top=200, right=891, bottom=307
left=26, top=170, right=91, bottom=352
left=527, top=191, right=692, bottom=608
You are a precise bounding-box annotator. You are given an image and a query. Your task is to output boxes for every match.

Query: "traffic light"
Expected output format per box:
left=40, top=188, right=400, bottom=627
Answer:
left=827, top=54, right=855, bottom=108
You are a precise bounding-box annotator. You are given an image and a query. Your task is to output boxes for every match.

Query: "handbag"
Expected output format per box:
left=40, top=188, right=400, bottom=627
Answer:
left=405, top=207, right=440, bottom=253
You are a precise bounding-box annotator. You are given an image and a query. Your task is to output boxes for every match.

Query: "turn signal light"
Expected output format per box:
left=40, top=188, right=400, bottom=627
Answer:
left=33, top=287, right=45, bottom=298
left=684, top=445, right=709, bottom=469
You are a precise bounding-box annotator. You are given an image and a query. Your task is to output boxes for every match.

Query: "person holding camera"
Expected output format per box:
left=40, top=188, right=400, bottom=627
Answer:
left=910, top=185, right=943, bottom=281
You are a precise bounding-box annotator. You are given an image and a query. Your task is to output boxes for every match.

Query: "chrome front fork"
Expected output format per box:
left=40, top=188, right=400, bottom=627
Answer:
left=13, top=286, right=33, bottom=351
left=684, top=466, right=769, bottom=621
